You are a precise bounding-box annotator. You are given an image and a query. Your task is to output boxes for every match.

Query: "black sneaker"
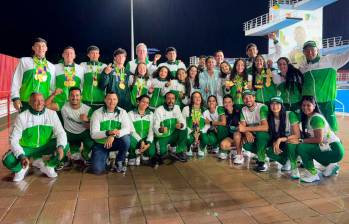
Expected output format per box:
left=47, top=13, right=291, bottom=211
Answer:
left=254, top=161, right=268, bottom=172
left=151, top=154, right=163, bottom=167
left=170, top=152, right=187, bottom=162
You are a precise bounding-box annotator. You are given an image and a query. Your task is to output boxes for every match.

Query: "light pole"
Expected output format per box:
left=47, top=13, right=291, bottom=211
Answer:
left=130, top=0, right=135, bottom=61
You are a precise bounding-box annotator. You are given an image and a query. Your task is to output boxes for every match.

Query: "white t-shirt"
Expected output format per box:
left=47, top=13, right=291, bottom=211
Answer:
left=61, top=103, right=91, bottom=134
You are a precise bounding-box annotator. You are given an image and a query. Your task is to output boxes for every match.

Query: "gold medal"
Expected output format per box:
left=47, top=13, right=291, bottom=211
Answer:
left=93, top=75, right=98, bottom=86
left=119, top=82, right=126, bottom=90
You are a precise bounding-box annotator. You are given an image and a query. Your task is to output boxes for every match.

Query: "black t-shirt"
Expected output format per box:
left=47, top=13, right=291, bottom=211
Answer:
left=225, top=109, right=240, bottom=133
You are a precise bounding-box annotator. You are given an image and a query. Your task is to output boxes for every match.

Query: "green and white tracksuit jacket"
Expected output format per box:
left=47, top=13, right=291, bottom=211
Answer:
left=153, top=105, right=186, bottom=138
left=11, top=57, right=55, bottom=103
left=162, top=79, right=189, bottom=108
left=9, top=108, right=67, bottom=159
left=128, top=75, right=152, bottom=107
left=126, top=58, right=157, bottom=76
left=251, top=68, right=278, bottom=104
left=182, top=106, right=208, bottom=149
left=90, top=106, right=131, bottom=144
left=299, top=50, right=349, bottom=131
left=54, top=63, right=84, bottom=110
left=274, top=73, right=302, bottom=112
left=80, top=61, right=107, bottom=107
left=153, top=104, right=187, bottom=155
left=299, top=50, right=349, bottom=103
left=128, top=109, right=155, bottom=158
left=158, top=60, right=186, bottom=78
left=223, top=74, right=249, bottom=110
left=149, top=78, right=168, bottom=109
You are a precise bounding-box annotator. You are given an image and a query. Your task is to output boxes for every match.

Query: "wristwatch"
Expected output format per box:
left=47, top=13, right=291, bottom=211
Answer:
left=298, top=138, right=304, bottom=143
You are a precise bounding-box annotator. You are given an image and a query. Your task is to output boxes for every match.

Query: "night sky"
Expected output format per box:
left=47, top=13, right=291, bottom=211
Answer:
left=1, top=0, right=348, bottom=64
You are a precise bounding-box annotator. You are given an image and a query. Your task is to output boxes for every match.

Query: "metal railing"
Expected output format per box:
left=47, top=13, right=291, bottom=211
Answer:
left=189, top=56, right=199, bottom=66
left=342, top=40, right=349, bottom=45
left=323, top=36, right=343, bottom=48
left=323, top=37, right=349, bottom=49
left=243, top=13, right=271, bottom=31
left=337, top=71, right=349, bottom=82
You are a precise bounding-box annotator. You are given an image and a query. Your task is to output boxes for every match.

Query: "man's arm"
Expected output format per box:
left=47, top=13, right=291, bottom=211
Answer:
left=45, top=88, right=62, bottom=111
left=326, top=49, right=349, bottom=70
left=9, top=115, right=25, bottom=158
left=51, top=110, right=68, bottom=148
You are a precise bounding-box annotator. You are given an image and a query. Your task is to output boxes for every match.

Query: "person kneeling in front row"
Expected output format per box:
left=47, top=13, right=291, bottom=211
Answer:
left=89, top=92, right=131, bottom=174
left=3, top=92, right=68, bottom=182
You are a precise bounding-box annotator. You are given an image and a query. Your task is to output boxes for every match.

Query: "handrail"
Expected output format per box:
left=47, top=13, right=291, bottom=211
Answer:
left=243, top=13, right=271, bottom=31
left=323, top=36, right=342, bottom=48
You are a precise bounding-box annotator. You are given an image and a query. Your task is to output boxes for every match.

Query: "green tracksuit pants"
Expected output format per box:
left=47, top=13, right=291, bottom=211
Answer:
left=155, top=129, right=187, bottom=156
left=2, top=139, right=69, bottom=173
left=201, top=126, right=228, bottom=148
left=129, top=136, right=155, bottom=159
left=243, top=132, right=270, bottom=162
left=297, top=141, right=344, bottom=175
left=266, top=143, right=298, bottom=169
left=66, top=130, right=94, bottom=160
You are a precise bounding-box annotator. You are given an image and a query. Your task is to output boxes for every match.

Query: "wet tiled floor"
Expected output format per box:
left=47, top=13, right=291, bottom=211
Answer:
left=0, top=116, right=348, bottom=224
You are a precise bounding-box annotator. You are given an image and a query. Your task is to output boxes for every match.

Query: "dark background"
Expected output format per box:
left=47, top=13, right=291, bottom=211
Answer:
left=0, top=0, right=348, bottom=65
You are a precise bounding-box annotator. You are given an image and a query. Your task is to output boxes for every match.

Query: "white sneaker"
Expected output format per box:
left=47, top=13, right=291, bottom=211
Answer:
left=186, top=150, right=193, bottom=157
left=141, top=155, right=150, bottom=161
left=233, top=154, right=244, bottom=164
left=136, top=156, right=141, bottom=166
left=254, top=162, right=268, bottom=172
left=128, top=158, right=136, bottom=166
left=13, top=166, right=29, bottom=182
left=109, top=151, right=117, bottom=159
left=198, top=150, right=205, bottom=157
left=243, top=150, right=253, bottom=158
left=32, top=158, right=45, bottom=169
left=300, top=170, right=320, bottom=183
left=168, top=145, right=176, bottom=153
left=281, top=160, right=291, bottom=171
left=40, top=165, right=58, bottom=178
left=314, top=160, right=325, bottom=171
left=212, top=147, right=219, bottom=154
left=322, top=163, right=340, bottom=177
left=218, top=152, right=227, bottom=160
left=291, top=168, right=300, bottom=179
